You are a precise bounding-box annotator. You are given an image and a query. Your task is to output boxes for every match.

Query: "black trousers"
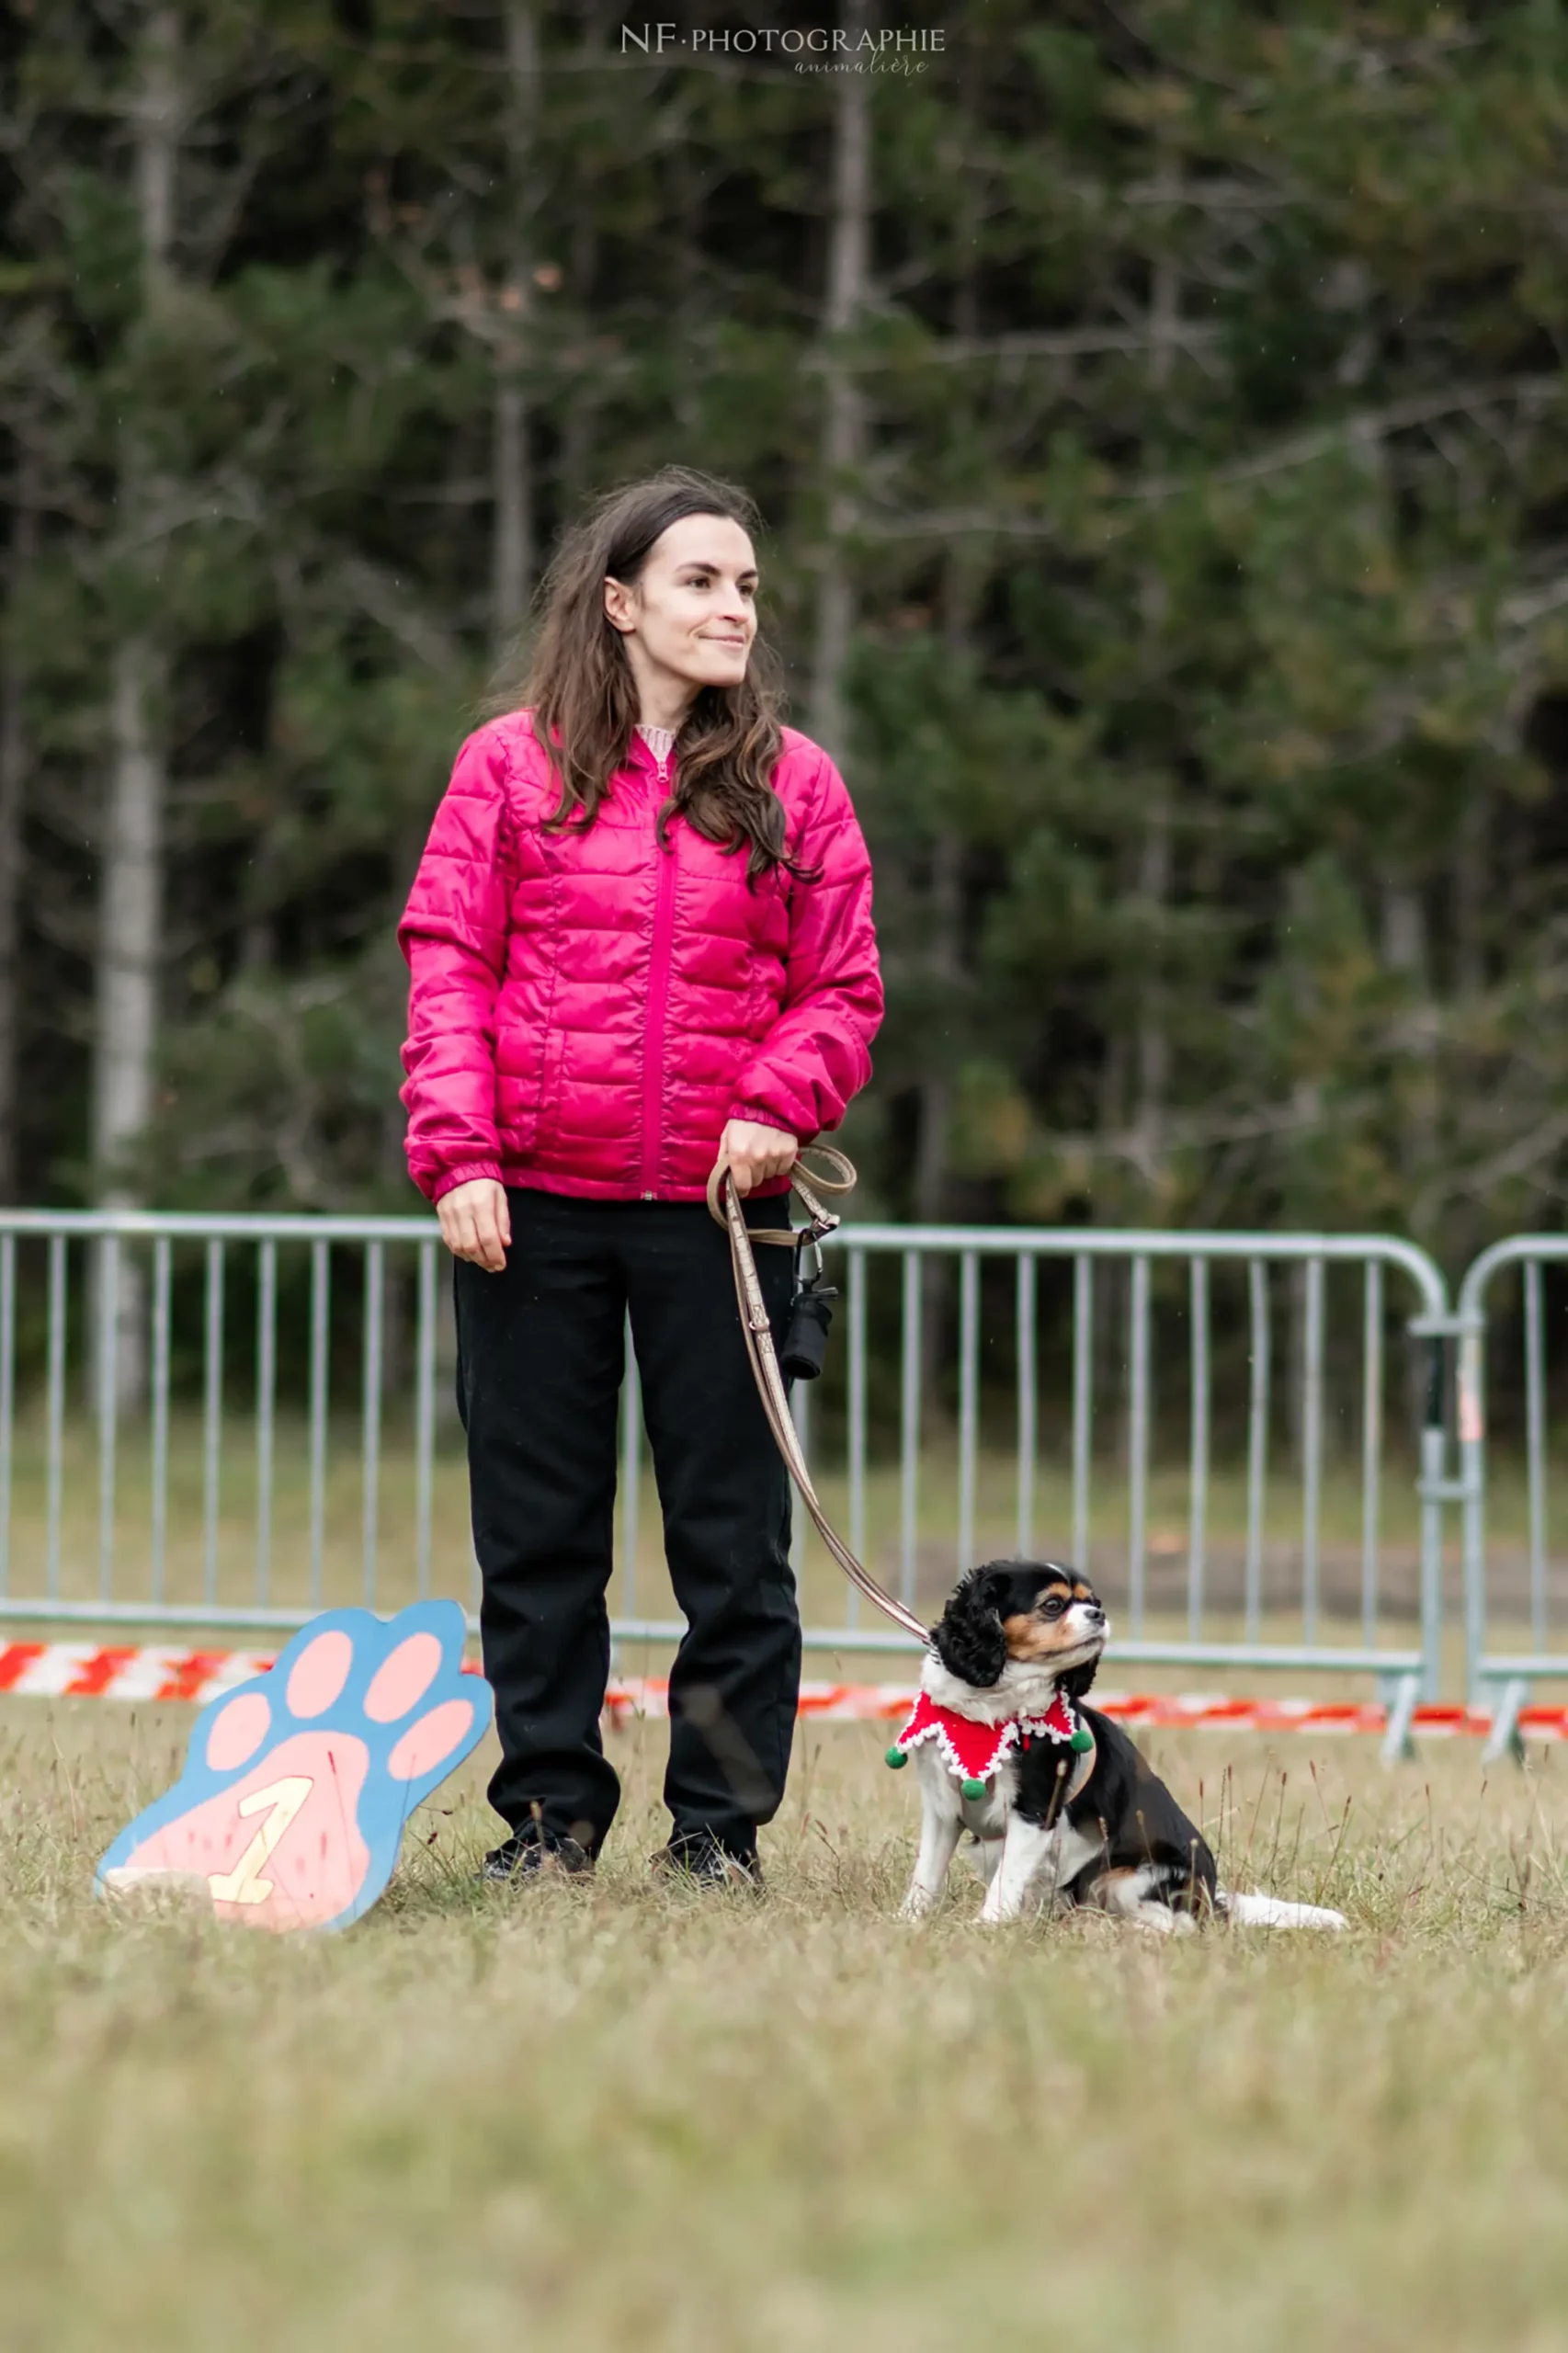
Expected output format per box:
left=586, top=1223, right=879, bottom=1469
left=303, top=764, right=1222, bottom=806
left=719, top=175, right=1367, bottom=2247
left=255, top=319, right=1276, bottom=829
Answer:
left=453, top=1188, right=800, bottom=1859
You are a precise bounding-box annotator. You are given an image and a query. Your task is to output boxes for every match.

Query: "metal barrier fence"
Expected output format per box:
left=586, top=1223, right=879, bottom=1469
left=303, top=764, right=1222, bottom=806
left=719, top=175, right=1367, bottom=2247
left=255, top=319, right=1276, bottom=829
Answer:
left=1459, top=1239, right=1568, bottom=1758
left=0, top=1210, right=1458, bottom=1759
left=801, top=1225, right=1452, bottom=1764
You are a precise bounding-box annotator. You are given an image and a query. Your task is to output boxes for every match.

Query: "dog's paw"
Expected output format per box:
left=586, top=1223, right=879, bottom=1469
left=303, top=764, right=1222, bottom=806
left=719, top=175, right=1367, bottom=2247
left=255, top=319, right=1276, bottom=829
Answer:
left=97, top=1602, right=492, bottom=1933
left=897, top=1886, right=939, bottom=1920
left=977, top=1895, right=1020, bottom=1927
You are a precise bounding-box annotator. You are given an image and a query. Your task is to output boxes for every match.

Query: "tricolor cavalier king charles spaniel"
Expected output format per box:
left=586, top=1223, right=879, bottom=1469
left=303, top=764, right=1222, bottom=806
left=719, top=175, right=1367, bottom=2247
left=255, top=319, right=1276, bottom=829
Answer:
left=894, top=1560, right=1346, bottom=1933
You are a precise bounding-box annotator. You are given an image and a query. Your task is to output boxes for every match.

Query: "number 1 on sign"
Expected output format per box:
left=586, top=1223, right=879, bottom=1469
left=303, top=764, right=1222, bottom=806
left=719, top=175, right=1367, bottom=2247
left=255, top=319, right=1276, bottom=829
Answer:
left=207, top=1776, right=313, bottom=1906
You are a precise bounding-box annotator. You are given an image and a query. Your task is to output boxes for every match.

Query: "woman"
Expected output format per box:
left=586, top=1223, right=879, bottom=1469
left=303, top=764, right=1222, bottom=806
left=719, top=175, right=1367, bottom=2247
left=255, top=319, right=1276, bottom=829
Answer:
left=398, top=467, right=882, bottom=1885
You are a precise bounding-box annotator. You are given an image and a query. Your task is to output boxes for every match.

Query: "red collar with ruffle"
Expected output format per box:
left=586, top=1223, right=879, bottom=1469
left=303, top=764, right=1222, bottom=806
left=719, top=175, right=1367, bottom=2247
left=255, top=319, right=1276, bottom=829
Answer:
left=890, top=1687, right=1085, bottom=1786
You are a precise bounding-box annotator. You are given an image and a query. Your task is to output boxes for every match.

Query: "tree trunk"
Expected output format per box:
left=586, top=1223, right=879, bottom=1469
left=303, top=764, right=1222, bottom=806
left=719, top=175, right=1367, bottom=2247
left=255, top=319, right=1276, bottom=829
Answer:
left=1147, top=163, right=1180, bottom=396
left=97, top=638, right=166, bottom=1190
left=557, top=1, right=609, bottom=511
left=100, top=1, right=178, bottom=1191
left=490, top=0, right=539, bottom=659
left=1381, top=875, right=1436, bottom=1438
left=914, top=547, right=983, bottom=1404
left=1452, top=789, right=1485, bottom=1004
left=1381, top=875, right=1437, bottom=1161
left=94, top=3, right=181, bottom=1411
left=0, top=465, right=35, bottom=1204
left=915, top=832, right=960, bottom=1412
left=1133, top=165, right=1178, bottom=1193
left=1133, top=786, right=1172, bottom=1181
left=94, top=637, right=166, bottom=1412
left=808, top=0, right=869, bottom=761
left=133, top=6, right=179, bottom=296
left=492, top=378, right=532, bottom=654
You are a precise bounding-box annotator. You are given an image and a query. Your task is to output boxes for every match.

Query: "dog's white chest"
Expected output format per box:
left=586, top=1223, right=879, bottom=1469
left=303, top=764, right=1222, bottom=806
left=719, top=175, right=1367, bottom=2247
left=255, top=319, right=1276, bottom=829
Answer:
left=912, top=1741, right=1014, bottom=1830
left=965, top=1759, right=1016, bottom=1836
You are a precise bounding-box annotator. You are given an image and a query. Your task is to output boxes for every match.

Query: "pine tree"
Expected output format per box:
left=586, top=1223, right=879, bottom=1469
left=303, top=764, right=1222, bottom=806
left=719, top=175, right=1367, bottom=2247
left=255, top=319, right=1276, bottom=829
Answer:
left=2, top=0, right=1568, bottom=1316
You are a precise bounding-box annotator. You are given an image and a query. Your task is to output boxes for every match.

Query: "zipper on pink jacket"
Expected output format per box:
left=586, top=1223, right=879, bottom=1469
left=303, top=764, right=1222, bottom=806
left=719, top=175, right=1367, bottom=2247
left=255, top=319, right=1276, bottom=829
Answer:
left=639, top=752, right=677, bottom=1198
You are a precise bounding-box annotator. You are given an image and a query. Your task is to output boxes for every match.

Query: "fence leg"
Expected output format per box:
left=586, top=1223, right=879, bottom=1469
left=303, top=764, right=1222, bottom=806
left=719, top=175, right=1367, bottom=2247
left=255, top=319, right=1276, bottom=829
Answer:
left=1480, top=1677, right=1528, bottom=1768
left=1378, top=1670, right=1421, bottom=1766
left=1417, top=1336, right=1448, bottom=1703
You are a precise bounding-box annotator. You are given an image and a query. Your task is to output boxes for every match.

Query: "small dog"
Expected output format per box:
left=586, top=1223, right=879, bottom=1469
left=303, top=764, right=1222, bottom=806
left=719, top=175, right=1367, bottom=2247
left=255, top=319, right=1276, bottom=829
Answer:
left=892, top=1559, right=1346, bottom=1933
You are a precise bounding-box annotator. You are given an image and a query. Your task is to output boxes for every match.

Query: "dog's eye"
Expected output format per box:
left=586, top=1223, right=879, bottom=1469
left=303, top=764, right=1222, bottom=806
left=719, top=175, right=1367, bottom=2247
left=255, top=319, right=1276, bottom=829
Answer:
left=1040, top=1596, right=1066, bottom=1618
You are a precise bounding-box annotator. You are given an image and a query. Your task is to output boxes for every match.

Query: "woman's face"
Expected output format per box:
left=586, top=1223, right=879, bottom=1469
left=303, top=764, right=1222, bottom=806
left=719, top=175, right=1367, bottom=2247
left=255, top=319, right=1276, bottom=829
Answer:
left=604, top=513, right=758, bottom=708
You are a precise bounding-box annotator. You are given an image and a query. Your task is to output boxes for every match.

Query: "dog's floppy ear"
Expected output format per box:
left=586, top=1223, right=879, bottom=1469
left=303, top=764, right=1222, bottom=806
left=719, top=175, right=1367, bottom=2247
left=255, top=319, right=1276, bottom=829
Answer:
left=931, top=1567, right=1009, bottom=1688
left=1057, top=1657, right=1099, bottom=1703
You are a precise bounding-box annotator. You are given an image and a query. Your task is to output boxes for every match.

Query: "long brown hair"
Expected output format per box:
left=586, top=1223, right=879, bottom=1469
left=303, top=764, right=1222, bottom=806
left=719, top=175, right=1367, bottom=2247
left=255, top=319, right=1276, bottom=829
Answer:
left=496, top=467, right=804, bottom=881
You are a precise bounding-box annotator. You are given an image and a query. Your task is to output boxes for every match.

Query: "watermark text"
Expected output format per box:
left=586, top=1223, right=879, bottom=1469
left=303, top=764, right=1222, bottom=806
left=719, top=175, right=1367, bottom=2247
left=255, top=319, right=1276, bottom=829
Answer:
left=621, top=24, right=946, bottom=73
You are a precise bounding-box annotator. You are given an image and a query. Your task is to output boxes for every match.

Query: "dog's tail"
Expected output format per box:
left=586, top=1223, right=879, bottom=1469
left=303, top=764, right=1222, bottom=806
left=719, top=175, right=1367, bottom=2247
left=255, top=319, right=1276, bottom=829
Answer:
left=1215, top=1888, right=1347, bottom=1931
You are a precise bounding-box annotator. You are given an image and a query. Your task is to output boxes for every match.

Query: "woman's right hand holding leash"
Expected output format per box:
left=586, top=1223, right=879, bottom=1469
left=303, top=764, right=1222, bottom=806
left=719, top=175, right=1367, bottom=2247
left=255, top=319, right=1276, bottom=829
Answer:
left=719, top=1117, right=798, bottom=1198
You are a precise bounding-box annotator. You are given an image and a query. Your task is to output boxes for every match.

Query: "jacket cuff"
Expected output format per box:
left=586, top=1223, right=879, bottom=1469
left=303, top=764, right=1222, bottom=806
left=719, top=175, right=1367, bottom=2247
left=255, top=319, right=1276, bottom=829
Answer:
left=727, top=1101, right=803, bottom=1137
left=430, top=1161, right=505, bottom=1205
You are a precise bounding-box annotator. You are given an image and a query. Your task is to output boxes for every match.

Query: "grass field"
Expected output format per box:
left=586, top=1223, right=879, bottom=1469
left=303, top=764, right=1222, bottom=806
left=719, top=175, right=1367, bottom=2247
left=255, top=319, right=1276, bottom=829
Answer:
left=5, top=1698, right=1568, bottom=2352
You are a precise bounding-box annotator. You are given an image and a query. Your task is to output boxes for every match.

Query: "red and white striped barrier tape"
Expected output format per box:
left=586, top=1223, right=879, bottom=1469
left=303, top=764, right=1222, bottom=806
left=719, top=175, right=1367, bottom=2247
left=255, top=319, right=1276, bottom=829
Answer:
left=0, top=1639, right=1562, bottom=1743
left=0, top=1640, right=488, bottom=1705
left=603, top=1677, right=1542, bottom=1741
left=0, top=1641, right=278, bottom=1704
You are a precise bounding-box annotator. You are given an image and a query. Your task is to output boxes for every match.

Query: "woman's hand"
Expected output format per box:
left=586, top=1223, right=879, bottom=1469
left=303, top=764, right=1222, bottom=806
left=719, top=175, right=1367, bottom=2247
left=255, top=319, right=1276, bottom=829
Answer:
left=720, top=1118, right=799, bottom=1198
left=437, top=1179, right=512, bottom=1270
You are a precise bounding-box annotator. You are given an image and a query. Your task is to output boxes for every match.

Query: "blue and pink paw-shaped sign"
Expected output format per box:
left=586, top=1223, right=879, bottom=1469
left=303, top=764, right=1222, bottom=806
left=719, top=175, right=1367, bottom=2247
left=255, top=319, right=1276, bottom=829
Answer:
left=97, top=1601, right=493, bottom=1934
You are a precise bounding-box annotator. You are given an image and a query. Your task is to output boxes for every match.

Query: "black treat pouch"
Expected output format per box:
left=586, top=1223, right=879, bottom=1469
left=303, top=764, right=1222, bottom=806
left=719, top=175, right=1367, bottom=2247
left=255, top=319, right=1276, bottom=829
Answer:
left=778, top=1240, right=837, bottom=1381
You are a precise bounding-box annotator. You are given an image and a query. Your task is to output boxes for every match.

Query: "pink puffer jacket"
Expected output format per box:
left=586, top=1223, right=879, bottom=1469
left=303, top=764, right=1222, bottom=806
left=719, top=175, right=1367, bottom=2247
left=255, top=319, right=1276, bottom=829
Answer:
left=398, top=711, right=882, bottom=1204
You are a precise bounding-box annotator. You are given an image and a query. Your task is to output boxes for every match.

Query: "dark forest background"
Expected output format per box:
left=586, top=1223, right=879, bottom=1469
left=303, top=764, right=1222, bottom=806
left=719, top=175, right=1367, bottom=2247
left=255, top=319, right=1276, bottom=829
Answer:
left=5, top=0, right=1568, bottom=1282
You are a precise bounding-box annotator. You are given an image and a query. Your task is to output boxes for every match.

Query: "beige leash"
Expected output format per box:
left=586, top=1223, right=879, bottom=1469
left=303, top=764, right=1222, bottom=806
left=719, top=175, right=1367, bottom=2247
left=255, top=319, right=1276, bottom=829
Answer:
left=709, top=1148, right=1099, bottom=1814
left=706, top=1148, right=929, bottom=1643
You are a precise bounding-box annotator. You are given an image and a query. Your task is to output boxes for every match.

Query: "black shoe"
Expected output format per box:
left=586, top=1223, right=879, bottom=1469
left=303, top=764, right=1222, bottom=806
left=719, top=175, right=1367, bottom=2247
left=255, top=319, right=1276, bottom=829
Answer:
left=651, top=1835, right=764, bottom=1892
left=480, top=1830, right=594, bottom=1885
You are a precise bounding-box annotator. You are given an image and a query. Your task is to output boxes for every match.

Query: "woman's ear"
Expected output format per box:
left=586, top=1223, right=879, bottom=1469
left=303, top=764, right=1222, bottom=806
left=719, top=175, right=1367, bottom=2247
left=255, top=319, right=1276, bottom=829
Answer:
left=932, top=1569, right=1008, bottom=1688
left=604, top=575, right=636, bottom=634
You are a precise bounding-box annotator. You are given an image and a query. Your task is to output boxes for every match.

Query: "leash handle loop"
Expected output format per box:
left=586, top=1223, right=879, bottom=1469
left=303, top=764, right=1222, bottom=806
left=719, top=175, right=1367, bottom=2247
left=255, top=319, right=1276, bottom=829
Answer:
left=704, top=1142, right=853, bottom=1245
